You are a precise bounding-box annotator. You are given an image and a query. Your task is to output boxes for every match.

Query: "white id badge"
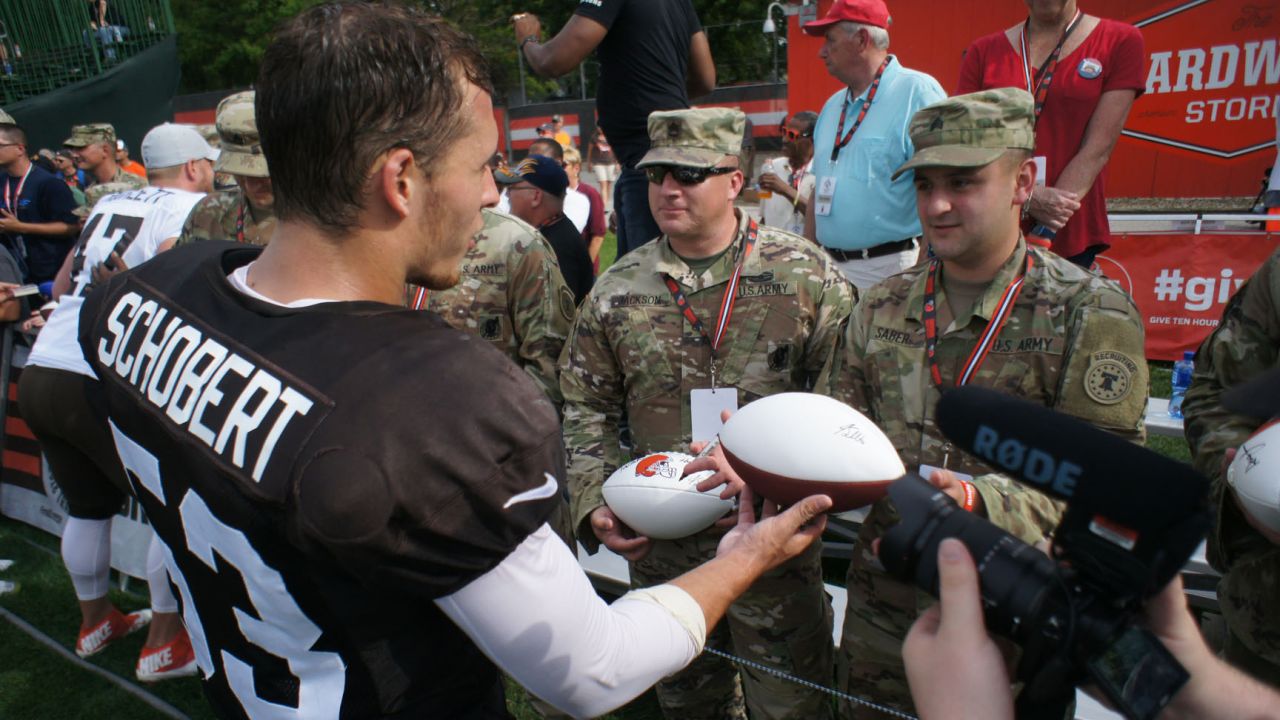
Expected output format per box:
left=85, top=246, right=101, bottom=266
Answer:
left=815, top=176, right=837, bottom=216
left=1032, top=156, right=1048, bottom=187
left=691, top=388, right=738, bottom=443
left=918, top=464, right=975, bottom=483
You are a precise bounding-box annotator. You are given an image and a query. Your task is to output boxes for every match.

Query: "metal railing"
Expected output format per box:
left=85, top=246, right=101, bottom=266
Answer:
left=0, top=0, right=174, bottom=105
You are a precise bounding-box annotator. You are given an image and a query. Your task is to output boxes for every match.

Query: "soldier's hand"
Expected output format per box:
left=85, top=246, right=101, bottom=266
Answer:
left=926, top=468, right=983, bottom=515
left=685, top=442, right=744, bottom=528
left=1027, top=186, right=1080, bottom=232
left=904, top=539, right=1014, bottom=720
left=715, top=485, right=830, bottom=572
left=590, top=505, right=652, bottom=561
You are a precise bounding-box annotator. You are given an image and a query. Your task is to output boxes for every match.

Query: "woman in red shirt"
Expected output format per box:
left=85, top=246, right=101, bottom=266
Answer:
left=958, top=0, right=1144, bottom=267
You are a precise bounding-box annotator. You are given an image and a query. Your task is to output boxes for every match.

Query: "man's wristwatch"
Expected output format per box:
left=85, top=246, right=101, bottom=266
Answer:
left=519, top=35, right=538, bottom=51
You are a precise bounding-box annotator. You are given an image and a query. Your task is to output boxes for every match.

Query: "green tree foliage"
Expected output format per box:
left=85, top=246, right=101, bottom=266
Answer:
left=170, top=0, right=782, bottom=96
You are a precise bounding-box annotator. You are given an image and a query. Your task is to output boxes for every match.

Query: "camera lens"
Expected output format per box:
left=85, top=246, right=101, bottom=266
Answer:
left=880, top=474, right=1065, bottom=644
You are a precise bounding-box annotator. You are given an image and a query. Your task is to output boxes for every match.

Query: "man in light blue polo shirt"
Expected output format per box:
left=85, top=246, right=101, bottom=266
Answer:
left=801, top=0, right=944, bottom=290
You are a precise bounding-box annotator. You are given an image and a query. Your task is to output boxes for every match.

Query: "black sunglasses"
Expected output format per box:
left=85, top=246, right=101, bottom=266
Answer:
left=645, top=165, right=737, bottom=186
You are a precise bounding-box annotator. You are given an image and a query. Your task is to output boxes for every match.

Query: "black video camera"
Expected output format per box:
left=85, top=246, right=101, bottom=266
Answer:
left=879, top=387, right=1211, bottom=720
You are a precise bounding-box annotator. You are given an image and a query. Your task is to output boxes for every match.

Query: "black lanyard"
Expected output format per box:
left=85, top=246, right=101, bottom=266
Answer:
left=1020, top=10, right=1083, bottom=125
left=922, top=251, right=1033, bottom=390
left=661, top=219, right=759, bottom=389
left=829, top=57, right=890, bottom=165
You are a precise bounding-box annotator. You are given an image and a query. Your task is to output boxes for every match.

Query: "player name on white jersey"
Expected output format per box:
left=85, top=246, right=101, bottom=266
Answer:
left=96, top=288, right=321, bottom=483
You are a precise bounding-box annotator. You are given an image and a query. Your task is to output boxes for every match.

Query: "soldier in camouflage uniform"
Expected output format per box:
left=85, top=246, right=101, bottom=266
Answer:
left=63, top=123, right=147, bottom=216
left=417, top=207, right=575, bottom=407
left=825, top=88, right=1149, bottom=717
left=1182, top=248, right=1280, bottom=687
left=561, top=107, right=855, bottom=720
left=175, top=92, right=276, bottom=247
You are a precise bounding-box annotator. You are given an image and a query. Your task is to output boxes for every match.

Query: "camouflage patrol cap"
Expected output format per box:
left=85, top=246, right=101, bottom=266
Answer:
left=63, top=123, right=116, bottom=148
left=637, top=107, right=746, bottom=170
left=215, top=91, right=268, bottom=178
left=891, top=88, right=1036, bottom=180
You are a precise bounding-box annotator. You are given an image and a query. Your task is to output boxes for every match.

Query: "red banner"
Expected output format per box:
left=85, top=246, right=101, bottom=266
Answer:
left=1096, top=233, right=1280, bottom=360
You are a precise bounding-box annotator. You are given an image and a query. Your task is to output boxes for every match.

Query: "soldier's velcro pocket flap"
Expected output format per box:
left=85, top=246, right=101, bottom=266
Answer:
left=719, top=302, right=799, bottom=391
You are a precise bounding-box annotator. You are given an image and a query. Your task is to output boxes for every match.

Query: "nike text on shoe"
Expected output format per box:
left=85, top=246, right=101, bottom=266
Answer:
left=75, top=608, right=153, bottom=658
left=136, top=629, right=198, bottom=682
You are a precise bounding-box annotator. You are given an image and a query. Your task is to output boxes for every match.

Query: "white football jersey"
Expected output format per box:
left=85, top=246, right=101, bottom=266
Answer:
left=28, top=186, right=205, bottom=377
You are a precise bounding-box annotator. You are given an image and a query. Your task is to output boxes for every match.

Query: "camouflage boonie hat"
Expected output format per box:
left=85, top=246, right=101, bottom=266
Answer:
left=64, top=123, right=116, bottom=148
left=215, top=91, right=268, bottom=178
left=637, top=107, right=745, bottom=169
left=892, top=88, right=1036, bottom=180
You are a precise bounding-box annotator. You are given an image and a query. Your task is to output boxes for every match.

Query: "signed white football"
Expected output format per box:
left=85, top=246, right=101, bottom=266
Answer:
left=602, top=452, right=734, bottom=540
left=719, top=393, right=905, bottom=512
left=1228, top=420, right=1280, bottom=534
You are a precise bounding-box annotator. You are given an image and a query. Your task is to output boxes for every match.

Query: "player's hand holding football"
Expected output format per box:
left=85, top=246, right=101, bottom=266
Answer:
left=715, top=485, right=830, bottom=573
left=589, top=505, right=652, bottom=561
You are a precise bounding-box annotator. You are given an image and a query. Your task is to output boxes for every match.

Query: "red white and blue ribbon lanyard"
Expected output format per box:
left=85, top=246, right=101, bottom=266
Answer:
left=234, top=202, right=248, bottom=244
left=922, top=251, right=1034, bottom=390
left=662, top=219, right=759, bottom=390
left=410, top=284, right=428, bottom=310
left=1020, top=10, right=1083, bottom=126
left=829, top=57, right=890, bottom=165
left=3, top=165, right=31, bottom=215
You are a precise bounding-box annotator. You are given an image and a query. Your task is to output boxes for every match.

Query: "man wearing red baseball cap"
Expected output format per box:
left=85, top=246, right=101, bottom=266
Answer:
left=801, top=0, right=945, bottom=291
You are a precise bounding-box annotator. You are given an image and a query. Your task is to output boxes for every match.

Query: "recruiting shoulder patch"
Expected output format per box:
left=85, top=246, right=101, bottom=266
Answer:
left=1083, top=350, right=1137, bottom=405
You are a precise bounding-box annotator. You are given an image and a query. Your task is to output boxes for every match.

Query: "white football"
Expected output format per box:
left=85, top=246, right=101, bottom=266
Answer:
left=602, top=452, right=734, bottom=540
left=1228, top=419, right=1280, bottom=534
left=719, top=393, right=905, bottom=512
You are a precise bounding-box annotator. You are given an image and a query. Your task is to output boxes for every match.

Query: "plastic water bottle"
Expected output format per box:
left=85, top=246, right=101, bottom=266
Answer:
left=1168, top=351, right=1195, bottom=419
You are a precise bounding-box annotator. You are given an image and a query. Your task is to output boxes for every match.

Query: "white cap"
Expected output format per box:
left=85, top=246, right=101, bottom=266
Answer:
left=141, top=123, right=220, bottom=169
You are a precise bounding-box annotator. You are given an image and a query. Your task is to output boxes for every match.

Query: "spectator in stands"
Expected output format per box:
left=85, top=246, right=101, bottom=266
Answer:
left=957, top=0, right=1144, bottom=268
left=536, top=123, right=553, bottom=139
left=499, top=155, right=593, bottom=305
left=563, top=146, right=606, bottom=269
left=586, top=126, right=619, bottom=206
left=513, top=0, right=715, bottom=259
left=551, top=113, right=574, bottom=149
left=86, top=0, right=128, bottom=62
left=115, top=139, right=145, bottom=178
left=759, top=111, right=818, bottom=236
left=63, top=123, right=147, bottom=213
left=0, top=125, right=79, bottom=285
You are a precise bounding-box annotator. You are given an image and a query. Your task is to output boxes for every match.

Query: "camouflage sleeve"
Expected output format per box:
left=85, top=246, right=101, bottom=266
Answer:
left=559, top=295, right=627, bottom=549
left=976, top=287, right=1149, bottom=543
left=1182, top=252, right=1280, bottom=567
left=822, top=293, right=873, bottom=414
left=173, top=201, right=201, bottom=247
left=173, top=194, right=216, bottom=248
left=507, top=233, right=575, bottom=410
left=804, top=256, right=856, bottom=388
